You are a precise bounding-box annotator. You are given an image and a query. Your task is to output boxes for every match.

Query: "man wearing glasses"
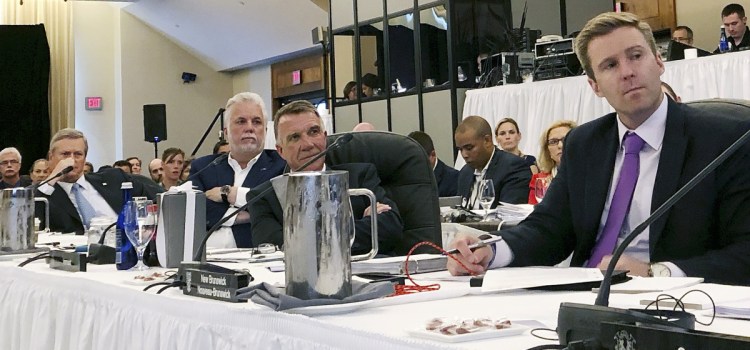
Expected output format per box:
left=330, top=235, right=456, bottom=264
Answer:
left=0, top=147, right=31, bottom=189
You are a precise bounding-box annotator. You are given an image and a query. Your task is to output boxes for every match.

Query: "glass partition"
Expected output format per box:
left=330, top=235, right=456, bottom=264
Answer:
left=358, top=21, right=385, bottom=99
left=331, top=0, right=355, bottom=30
left=387, top=13, right=416, bottom=95
left=387, top=0, right=413, bottom=14
left=357, top=0, right=384, bottom=23
left=333, top=29, right=357, bottom=102
left=419, top=5, right=449, bottom=89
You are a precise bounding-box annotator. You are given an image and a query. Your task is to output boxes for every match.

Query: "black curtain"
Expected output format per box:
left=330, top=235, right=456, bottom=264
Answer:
left=0, top=24, right=51, bottom=175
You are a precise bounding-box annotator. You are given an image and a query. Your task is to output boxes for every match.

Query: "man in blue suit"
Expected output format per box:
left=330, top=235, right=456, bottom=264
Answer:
left=189, top=92, right=285, bottom=248
left=408, top=131, right=459, bottom=197
left=455, top=116, right=532, bottom=207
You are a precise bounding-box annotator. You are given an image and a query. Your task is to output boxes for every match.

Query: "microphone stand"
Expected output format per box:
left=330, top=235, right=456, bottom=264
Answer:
left=190, top=108, right=225, bottom=157
left=558, top=126, right=750, bottom=347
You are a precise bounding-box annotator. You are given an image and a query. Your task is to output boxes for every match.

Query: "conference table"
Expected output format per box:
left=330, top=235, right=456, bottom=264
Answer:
left=2, top=233, right=750, bottom=350
left=458, top=49, right=750, bottom=168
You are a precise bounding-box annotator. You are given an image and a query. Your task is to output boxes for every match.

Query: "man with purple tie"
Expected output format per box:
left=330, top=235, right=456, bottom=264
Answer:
left=446, top=12, right=750, bottom=286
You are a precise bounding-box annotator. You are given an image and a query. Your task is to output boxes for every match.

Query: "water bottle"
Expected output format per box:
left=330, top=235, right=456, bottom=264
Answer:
left=115, top=182, right=137, bottom=270
left=719, top=25, right=730, bottom=53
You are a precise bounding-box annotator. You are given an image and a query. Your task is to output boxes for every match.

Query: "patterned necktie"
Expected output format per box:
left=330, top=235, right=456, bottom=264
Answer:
left=587, top=132, right=646, bottom=268
left=72, top=183, right=96, bottom=229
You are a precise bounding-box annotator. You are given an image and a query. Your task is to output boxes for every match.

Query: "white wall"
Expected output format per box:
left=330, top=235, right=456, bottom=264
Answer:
left=675, top=0, right=750, bottom=52
left=74, top=3, right=233, bottom=170
left=231, top=65, right=276, bottom=149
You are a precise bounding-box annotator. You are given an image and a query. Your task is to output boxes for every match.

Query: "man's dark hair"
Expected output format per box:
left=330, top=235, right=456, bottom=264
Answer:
left=722, top=3, right=745, bottom=18
left=113, top=160, right=132, bottom=171
left=674, top=25, right=694, bottom=39
left=273, top=100, right=320, bottom=140
left=408, top=131, right=435, bottom=154
left=213, top=140, right=229, bottom=154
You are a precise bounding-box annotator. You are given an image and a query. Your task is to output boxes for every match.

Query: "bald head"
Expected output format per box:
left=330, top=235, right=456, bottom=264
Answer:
left=455, top=116, right=495, bottom=170
left=353, top=122, right=376, bottom=132
left=148, top=158, right=163, bottom=182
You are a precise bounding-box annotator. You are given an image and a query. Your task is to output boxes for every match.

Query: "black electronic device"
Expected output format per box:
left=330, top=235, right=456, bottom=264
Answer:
left=557, top=117, right=750, bottom=348
left=666, top=40, right=712, bottom=61
left=143, top=104, right=167, bottom=142
left=599, top=320, right=750, bottom=349
left=534, top=52, right=582, bottom=81
left=535, top=38, right=574, bottom=59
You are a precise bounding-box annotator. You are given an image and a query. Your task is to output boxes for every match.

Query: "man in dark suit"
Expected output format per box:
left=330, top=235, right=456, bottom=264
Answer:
left=0, top=147, right=32, bottom=189
left=447, top=12, right=750, bottom=286
left=189, top=92, right=285, bottom=248
left=408, top=131, right=459, bottom=197
left=248, top=100, right=404, bottom=255
left=455, top=116, right=531, bottom=206
left=36, top=129, right=162, bottom=234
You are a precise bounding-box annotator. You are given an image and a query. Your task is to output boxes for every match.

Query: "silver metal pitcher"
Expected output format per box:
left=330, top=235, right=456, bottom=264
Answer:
left=1, top=188, right=39, bottom=252
left=273, top=170, right=379, bottom=300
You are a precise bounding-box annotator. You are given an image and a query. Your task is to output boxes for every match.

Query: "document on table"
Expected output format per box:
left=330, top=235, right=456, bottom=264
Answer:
left=713, top=299, right=750, bottom=319
left=481, top=267, right=603, bottom=293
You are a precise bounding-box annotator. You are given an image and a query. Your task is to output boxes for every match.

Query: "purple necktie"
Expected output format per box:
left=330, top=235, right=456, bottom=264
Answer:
left=587, top=132, right=645, bottom=268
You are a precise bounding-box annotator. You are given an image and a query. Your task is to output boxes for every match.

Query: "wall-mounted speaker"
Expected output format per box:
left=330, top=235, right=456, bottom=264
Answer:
left=143, top=104, right=167, bottom=143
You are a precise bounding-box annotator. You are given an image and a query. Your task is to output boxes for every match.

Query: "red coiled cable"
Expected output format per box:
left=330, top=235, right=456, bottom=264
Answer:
left=390, top=241, right=480, bottom=296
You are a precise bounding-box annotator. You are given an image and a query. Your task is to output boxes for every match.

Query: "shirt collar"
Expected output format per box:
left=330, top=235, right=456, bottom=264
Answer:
left=474, top=147, right=496, bottom=176
left=616, top=94, right=668, bottom=152
left=58, top=175, right=91, bottom=193
left=228, top=151, right=261, bottom=172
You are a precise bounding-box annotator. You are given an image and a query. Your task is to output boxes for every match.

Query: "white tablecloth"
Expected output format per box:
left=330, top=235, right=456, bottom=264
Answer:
left=459, top=50, right=750, bottom=168
left=2, top=250, right=750, bottom=350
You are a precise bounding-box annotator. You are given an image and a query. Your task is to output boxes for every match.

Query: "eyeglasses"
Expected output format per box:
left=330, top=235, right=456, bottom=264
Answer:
left=0, top=159, right=19, bottom=166
left=547, top=136, right=566, bottom=146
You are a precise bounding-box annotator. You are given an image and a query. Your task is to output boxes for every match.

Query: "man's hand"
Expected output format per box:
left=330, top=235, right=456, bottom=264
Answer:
left=45, top=158, right=75, bottom=186
left=446, top=233, right=494, bottom=276
left=205, top=187, right=222, bottom=203
left=363, top=202, right=391, bottom=217
left=597, top=254, right=649, bottom=277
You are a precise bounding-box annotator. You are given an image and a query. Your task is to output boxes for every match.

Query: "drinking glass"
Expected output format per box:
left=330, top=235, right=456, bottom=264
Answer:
left=123, top=199, right=158, bottom=271
left=534, top=177, right=552, bottom=203
left=478, top=179, right=495, bottom=221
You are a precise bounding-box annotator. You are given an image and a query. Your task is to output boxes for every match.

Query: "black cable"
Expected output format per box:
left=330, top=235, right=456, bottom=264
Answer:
left=529, top=327, right=559, bottom=341
left=643, top=289, right=716, bottom=326
left=527, top=344, right=565, bottom=350
left=17, top=252, right=51, bottom=267
left=157, top=281, right=186, bottom=294
left=143, top=281, right=173, bottom=292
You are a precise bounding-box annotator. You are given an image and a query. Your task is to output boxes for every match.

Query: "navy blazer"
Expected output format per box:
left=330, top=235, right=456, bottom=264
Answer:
left=36, top=168, right=162, bottom=234
left=189, top=150, right=286, bottom=248
left=434, top=159, right=459, bottom=197
left=248, top=163, right=405, bottom=256
left=457, top=147, right=532, bottom=206
left=499, top=98, right=750, bottom=285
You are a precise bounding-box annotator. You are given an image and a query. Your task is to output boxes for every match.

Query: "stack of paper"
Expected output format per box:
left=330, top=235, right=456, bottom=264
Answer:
left=714, top=299, right=750, bottom=319
left=352, top=254, right=447, bottom=275
left=596, top=277, right=703, bottom=294
left=481, top=267, right=603, bottom=293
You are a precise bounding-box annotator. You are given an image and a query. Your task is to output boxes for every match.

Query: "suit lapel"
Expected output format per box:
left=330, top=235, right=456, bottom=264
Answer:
left=243, top=151, right=271, bottom=188
left=581, top=116, right=619, bottom=249
left=52, top=183, right=82, bottom=224
left=649, top=101, right=688, bottom=253
left=86, top=174, right=120, bottom=212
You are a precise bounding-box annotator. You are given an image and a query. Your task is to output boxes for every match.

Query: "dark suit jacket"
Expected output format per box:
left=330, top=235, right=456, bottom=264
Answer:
left=0, top=176, right=32, bottom=189
left=434, top=159, right=459, bottom=197
left=499, top=99, right=750, bottom=285
left=248, top=163, right=404, bottom=256
left=189, top=150, right=286, bottom=248
left=457, top=148, right=532, bottom=206
left=36, top=168, right=162, bottom=234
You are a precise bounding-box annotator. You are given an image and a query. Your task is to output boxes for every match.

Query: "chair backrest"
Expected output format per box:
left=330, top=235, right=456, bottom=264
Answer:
left=685, top=98, right=750, bottom=121
left=326, top=131, right=442, bottom=255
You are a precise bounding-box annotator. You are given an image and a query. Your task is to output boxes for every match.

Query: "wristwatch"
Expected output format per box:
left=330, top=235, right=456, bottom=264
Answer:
left=220, top=185, right=231, bottom=204
left=648, top=262, right=672, bottom=277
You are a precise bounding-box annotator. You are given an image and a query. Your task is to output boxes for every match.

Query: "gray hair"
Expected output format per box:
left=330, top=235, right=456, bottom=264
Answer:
left=49, top=128, right=88, bottom=155
left=224, top=92, right=268, bottom=127
left=0, top=147, right=22, bottom=162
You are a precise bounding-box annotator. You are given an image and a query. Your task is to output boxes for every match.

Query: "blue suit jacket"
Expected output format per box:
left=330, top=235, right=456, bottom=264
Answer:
left=457, top=147, right=532, bottom=206
left=434, top=159, right=459, bottom=197
left=189, top=150, right=286, bottom=247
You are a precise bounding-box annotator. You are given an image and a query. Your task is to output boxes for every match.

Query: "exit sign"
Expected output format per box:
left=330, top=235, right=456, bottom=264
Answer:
left=292, top=70, right=302, bottom=85
left=85, top=97, right=103, bottom=111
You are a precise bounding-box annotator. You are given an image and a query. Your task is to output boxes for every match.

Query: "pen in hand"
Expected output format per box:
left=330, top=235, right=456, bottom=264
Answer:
left=443, top=235, right=503, bottom=255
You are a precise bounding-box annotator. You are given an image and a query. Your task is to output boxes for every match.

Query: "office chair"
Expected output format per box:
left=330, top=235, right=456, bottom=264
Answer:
left=326, top=131, right=442, bottom=255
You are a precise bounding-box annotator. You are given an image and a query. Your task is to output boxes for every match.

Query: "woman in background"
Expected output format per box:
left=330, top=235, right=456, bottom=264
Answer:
left=495, top=118, right=539, bottom=174
left=160, top=148, right=184, bottom=190
left=529, top=120, right=577, bottom=204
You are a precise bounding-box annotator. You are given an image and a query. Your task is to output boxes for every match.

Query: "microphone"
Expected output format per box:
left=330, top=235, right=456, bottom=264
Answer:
left=557, top=124, right=750, bottom=347
left=29, top=165, right=74, bottom=189
left=186, top=153, right=228, bottom=182
left=177, top=133, right=356, bottom=297
left=293, top=133, right=353, bottom=172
